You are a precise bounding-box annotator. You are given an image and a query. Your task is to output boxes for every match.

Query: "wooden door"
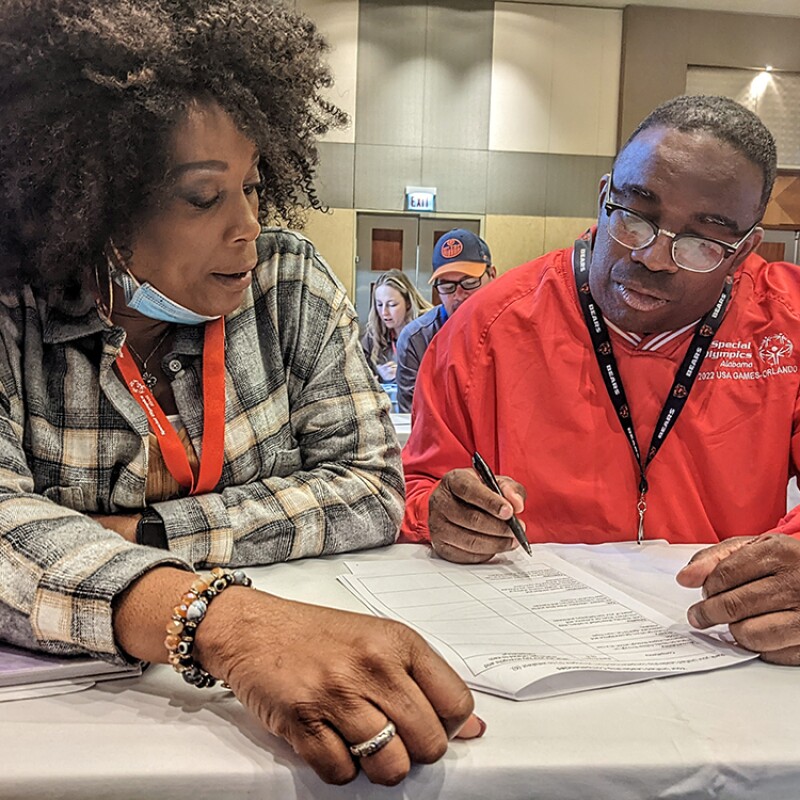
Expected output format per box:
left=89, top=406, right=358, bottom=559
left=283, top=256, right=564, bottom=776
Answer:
left=355, top=214, right=418, bottom=328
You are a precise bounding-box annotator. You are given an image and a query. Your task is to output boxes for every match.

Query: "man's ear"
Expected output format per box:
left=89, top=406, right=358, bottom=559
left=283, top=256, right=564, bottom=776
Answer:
left=727, top=226, right=764, bottom=275
left=487, top=265, right=497, bottom=280
left=597, top=173, right=610, bottom=218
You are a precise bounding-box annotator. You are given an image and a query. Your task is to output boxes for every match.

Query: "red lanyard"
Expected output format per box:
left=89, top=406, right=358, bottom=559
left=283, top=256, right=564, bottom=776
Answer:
left=116, top=318, right=226, bottom=495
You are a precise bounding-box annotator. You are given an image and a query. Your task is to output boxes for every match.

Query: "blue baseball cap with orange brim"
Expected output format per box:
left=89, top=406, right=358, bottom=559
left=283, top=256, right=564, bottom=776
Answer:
left=429, top=229, right=492, bottom=284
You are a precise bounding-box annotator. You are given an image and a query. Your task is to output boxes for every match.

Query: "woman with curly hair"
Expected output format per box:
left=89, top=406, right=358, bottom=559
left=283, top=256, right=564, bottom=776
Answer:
left=362, top=270, right=432, bottom=384
left=0, top=0, right=480, bottom=785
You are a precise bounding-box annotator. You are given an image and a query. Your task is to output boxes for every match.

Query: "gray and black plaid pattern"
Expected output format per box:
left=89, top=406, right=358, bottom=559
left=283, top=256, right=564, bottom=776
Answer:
left=0, top=229, right=403, bottom=663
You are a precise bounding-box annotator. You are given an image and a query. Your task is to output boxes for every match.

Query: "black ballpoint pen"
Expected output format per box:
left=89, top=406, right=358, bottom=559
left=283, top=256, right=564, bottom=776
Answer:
left=472, top=451, right=532, bottom=556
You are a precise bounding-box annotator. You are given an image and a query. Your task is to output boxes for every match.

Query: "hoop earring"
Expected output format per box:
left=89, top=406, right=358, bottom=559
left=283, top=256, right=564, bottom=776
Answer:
left=95, top=241, right=117, bottom=320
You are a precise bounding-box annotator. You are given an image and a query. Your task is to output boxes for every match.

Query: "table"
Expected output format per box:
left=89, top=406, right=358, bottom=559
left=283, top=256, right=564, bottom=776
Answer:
left=389, top=412, right=411, bottom=446
left=2, top=543, right=799, bottom=800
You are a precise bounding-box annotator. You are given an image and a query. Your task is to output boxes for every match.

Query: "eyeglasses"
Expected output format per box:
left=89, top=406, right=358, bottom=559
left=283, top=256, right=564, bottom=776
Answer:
left=434, top=268, right=488, bottom=295
left=603, top=173, right=759, bottom=273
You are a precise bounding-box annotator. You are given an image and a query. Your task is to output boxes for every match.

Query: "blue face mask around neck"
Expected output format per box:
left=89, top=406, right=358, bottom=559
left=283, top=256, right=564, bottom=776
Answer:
left=112, top=268, right=221, bottom=326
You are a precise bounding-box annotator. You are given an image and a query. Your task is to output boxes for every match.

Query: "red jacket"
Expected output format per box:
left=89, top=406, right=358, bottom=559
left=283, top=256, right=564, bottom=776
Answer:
left=401, top=245, right=800, bottom=544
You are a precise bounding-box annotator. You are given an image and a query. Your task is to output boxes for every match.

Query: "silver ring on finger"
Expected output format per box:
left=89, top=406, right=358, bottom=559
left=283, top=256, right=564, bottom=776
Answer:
left=348, top=720, right=397, bottom=758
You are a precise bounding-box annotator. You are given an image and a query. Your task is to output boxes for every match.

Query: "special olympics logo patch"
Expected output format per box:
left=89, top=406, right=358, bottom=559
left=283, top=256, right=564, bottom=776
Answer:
left=440, top=238, right=463, bottom=259
left=758, top=333, right=794, bottom=366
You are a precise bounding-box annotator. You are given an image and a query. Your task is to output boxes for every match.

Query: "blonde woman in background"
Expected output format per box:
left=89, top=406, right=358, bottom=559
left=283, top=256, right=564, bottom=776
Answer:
left=362, top=270, right=432, bottom=382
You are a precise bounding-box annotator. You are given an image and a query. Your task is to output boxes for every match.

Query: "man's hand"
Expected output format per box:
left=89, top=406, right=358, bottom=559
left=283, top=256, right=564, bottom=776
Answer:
left=428, top=468, right=526, bottom=563
left=197, top=591, right=483, bottom=786
left=676, top=533, right=800, bottom=665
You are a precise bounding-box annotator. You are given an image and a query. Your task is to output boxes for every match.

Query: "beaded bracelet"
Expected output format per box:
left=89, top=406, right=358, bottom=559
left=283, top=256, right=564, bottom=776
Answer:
left=164, top=567, right=253, bottom=688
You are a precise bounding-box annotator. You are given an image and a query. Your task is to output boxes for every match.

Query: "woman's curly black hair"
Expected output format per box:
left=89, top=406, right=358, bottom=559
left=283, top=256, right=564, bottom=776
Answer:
left=0, top=0, right=347, bottom=298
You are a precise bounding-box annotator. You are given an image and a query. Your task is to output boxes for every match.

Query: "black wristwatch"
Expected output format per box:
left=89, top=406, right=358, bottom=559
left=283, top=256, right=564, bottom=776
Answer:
left=136, top=507, right=168, bottom=549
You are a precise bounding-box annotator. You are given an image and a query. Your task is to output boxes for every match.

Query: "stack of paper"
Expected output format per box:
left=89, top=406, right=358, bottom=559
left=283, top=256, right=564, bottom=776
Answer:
left=0, top=643, right=142, bottom=702
left=340, top=547, right=756, bottom=701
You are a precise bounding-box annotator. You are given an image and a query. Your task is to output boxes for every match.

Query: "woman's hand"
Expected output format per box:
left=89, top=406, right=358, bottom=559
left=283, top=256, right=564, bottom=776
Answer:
left=89, top=513, right=140, bottom=543
left=376, top=361, right=397, bottom=382
left=195, top=588, right=481, bottom=785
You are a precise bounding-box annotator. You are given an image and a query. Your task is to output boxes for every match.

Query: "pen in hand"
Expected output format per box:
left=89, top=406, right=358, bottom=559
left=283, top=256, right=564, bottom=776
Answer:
left=471, top=451, right=532, bottom=556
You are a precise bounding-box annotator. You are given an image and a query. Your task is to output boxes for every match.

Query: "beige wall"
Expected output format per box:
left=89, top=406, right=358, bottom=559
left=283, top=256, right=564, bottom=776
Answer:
left=485, top=215, right=545, bottom=275
left=295, top=3, right=800, bottom=305
left=300, top=208, right=356, bottom=298
left=485, top=215, right=598, bottom=275
left=490, top=3, right=621, bottom=156
left=544, top=216, right=597, bottom=254
left=294, top=0, right=359, bottom=144
left=293, top=2, right=621, bottom=306
left=299, top=211, right=599, bottom=297
left=620, top=6, right=800, bottom=143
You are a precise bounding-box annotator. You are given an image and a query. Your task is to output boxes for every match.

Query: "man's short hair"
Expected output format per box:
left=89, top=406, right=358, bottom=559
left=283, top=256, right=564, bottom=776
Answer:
left=619, top=95, right=777, bottom=213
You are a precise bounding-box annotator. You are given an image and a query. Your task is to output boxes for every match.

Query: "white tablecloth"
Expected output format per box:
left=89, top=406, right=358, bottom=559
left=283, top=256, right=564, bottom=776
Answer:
left=2, top=543, right=799, bottom=800
left=389, top=412, right=411, bottom=446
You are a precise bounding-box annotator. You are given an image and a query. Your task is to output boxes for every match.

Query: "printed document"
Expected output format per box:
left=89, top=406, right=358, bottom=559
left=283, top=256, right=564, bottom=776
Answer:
left=339, top=546, right=756, bottom=700
left=0, top=644, right=142, bottom=702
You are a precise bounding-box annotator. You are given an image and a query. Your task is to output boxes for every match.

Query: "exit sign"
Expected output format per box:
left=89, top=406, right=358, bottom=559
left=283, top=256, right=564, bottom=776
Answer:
left=405, top=186, right=437, bottom=212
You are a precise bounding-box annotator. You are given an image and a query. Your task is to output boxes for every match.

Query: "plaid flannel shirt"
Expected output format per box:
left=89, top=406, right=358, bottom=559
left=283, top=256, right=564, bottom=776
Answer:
left=0, top=229, right=403, bottom=662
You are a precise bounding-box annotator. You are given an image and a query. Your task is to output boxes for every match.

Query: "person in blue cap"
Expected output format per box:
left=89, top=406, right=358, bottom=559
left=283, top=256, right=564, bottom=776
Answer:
left=395, top=229, right=495, bottom=412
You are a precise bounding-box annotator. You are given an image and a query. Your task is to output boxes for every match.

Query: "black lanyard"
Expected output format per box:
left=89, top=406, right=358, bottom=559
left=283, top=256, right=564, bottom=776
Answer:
left=572, top=237, right=731, bottom=541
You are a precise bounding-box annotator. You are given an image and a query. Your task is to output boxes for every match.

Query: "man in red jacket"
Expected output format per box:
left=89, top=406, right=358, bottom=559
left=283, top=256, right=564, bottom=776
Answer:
left=401, top=94, right=800, bottom=667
